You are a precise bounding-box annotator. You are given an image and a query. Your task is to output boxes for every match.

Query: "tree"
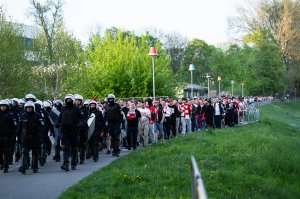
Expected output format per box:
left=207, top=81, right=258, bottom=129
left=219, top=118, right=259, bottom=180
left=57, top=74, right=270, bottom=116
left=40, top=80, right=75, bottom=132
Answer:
left=177, top=39, right=216, bottom=84
left=29, top=0, right=83, bottom=99
left=84, top=29, right=175, bottom=98
left=161, top=32, right=187, bottom=74
left=230, top=0, right=300, bottom=92
left=30, top=0, right=64, bottom=64
left=247, top=40, right=284, bottom=96
left=0, top=7, right=30, bottom=98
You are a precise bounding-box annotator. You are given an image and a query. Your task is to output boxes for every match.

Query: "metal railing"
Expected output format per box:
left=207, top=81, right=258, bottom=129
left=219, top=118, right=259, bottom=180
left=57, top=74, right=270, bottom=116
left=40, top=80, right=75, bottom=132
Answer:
left=191, top=156, right=207, bottom=199
left=238, top=107, right=260, bottom=125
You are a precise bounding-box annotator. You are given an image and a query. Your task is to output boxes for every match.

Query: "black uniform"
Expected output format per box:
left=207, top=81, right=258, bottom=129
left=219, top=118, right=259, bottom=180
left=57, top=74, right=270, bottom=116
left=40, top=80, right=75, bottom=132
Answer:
left=78, top=106, right=89, bottom=164
left=87, top=108, right=104, bottom=162
left=0, top=108, right=17, bottom=173
left=49, top=107, right=61, bottom=162
left=55, top=104, right=84, bottom=171
left=19, top=111, right=44, bottom=174
left=39, top=109, right=54, bottom=166
left=104, top=102, right=123, bottom=156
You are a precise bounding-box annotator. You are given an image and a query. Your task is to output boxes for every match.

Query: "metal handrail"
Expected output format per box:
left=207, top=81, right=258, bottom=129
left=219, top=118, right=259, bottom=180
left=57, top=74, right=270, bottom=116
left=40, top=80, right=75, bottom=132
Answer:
left=191, top=156, right=207, bottom=199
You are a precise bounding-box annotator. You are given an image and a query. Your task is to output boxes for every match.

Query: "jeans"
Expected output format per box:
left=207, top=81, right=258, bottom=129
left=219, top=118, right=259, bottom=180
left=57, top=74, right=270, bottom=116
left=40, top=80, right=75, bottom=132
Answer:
left=148, top=123, right=154, bottom=143
left=180, top=117, right=191, bottom=135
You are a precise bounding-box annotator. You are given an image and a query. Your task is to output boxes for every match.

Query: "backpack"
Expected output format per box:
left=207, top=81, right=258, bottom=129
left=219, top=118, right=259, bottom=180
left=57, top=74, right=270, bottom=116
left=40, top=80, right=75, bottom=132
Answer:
left=61, top=107, right=78, bottom=127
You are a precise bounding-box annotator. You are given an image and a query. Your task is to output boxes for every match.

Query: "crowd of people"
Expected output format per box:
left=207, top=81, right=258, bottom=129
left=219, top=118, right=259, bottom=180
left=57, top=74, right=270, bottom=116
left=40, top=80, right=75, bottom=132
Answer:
left=0, top=93, right=272, bottom=174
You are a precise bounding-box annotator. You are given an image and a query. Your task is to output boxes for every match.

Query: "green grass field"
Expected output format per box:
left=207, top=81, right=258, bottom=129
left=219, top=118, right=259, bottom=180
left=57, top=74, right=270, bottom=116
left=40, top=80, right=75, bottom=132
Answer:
left=60, top=102, right=300, bottom=199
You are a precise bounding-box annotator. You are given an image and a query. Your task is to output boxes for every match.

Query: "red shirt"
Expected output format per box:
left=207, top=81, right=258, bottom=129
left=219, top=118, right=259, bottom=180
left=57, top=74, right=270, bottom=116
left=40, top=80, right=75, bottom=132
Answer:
left=179, top=103, right=191, bottom=118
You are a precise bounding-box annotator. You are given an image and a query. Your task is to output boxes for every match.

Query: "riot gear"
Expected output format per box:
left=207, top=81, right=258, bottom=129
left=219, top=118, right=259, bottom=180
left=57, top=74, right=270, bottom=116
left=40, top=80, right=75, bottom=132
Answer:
left=107, top=94, right=115, bottom=104
left=25, top=94, right=37, bottom=102
left=24, top=101, right=35, bottom=112
left=64, top=94, right=75, bottom=106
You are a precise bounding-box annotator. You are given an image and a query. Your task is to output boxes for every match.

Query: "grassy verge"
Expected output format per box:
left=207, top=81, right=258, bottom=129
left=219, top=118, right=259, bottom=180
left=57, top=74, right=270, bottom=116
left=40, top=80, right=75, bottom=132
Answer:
left=60, top=102, right=300, bottom=199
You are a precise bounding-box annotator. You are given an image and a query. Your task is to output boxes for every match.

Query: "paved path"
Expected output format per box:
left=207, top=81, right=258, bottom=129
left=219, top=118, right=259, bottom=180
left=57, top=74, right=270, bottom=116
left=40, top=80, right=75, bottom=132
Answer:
left=0, top=148, right=131, bottom=199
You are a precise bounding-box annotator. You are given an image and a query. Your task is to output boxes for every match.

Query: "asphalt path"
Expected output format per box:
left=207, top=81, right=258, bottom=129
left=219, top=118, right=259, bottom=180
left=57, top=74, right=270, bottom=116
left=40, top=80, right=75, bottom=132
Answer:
left=0, top=148, right=131, bottom=199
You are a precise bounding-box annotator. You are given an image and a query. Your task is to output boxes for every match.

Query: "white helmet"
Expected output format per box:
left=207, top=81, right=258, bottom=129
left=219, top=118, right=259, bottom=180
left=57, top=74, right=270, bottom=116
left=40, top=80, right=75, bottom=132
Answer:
left=107, top=94, right=115, bottom=99
left=54, top=100, right=63, bottom=106
left=18, top=99, right=25, bottom=105
left=43, top=101, right=52, bottom=108
left=65, top=94, right=75, bottom=101
left=36, top=100, right=43, bottom=108
left=74, top=94, right=83, bottom=101
left=46, top=100, right=53, bottom=108
left=89, top=100, right=97, bottom=106
left=24, top=101, right=35, bottom=111
left=83, top=99, right=90, bottom=105
left=25, top=93, right=36, bottom=102
left=0, top=100, right=10, bottom=106
left=5, top=99, right=12, bottom=105
left=107, top=94, right=115, bottom=103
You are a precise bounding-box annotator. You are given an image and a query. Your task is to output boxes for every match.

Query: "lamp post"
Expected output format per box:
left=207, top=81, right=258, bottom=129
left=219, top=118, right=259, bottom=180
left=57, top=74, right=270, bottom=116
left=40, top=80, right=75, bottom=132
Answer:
left=189, top=64, right=195, bottom=98
left=149, top=47, right=157, bottom=100
left=217, top=76, right=221, bottom=97
left=241, top=82, right=244, bottom=97
left=231, top=80, right=234, bottom=96
left=206, top=73, right=211, bottom=98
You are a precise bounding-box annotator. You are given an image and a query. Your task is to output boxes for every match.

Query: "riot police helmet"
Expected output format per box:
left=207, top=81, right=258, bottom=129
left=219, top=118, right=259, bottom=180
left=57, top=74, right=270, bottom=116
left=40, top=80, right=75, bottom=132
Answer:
left=25, top=93, right=37, bottom=102
left=24, top=101, right=35, bottom=111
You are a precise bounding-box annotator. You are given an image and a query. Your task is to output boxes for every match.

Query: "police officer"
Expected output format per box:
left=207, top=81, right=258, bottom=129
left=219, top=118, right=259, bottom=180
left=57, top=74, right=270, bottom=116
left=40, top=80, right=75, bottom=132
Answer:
left=52, top=100, right=63, bottom=161
left=104, top=94, right=123, bottom=157
left=87, top=100, right=104, bottom=162
left=55, top=94, right=84, bottom=171
left=39, top=101, right=54, bottom=166
left=0, top=100, right=17, bottom=173
left=11, top=98, right=22, bottom=162
left=18, top=101, right=44, bottom=174
left=74, top=94, right=89, bottom=164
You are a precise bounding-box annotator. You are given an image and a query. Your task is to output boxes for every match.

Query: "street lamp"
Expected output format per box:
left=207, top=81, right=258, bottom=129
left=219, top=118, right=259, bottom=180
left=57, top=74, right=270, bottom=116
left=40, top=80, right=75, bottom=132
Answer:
left=189, top=64, right=195, bottom=98
left=206, top=73, right=211, bottom=98
left=217, top=76, right=221, bottom=97
left=149, top=47, right=157, bottom=100
left=231, top=80, right=234, bottom=96
left=241, top=82, right=244, bottom=97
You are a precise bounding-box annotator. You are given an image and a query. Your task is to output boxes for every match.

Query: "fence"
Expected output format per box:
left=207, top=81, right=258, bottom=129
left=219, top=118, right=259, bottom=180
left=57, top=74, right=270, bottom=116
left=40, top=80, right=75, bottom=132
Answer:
left=237, top=107, right=260, bottom=125
left=191, top=156, right=207, bottom=199
left=237, top=100, right=274, bottom=125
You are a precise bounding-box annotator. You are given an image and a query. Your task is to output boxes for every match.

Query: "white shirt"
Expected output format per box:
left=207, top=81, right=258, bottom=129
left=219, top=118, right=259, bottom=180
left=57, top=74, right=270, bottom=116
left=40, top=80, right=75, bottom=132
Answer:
left=214, top=103, right=220, bottom=115
left=138, top=108, right=151, bottom=121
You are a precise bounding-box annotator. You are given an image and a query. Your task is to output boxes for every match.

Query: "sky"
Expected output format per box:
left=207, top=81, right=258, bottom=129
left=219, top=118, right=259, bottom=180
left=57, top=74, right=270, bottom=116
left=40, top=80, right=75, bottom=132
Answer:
left=1, top=0, right=245, bottom=45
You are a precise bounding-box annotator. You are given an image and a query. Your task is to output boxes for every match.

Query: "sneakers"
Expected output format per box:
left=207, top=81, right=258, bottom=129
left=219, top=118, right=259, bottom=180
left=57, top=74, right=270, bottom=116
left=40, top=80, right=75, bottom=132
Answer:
left=71, top=165, right=76, bottom=170
left=61, top=164, right=69, bottom=171
left=3, top=168, right=8, bottom=173
left=106, top=150, right=111, bottom=154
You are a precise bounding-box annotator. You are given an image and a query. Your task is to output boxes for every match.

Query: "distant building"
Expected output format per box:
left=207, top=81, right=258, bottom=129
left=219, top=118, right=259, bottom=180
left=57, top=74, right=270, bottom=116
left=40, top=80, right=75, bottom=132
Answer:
left=176, top=83, right=207, bottom=98
left=13, top=23, right=38, bottom=60
left=19, top=23, right=38, bottom=50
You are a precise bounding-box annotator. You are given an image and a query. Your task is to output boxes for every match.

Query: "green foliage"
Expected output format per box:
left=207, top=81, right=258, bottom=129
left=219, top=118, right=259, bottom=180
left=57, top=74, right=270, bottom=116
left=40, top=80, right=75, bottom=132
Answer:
left=60, top=102, right=300, bottom=198
left=0, top=8, right=30, bottom=98
left=31, top=27, right=84, bottom=99
left=83, top=29, right=175, bottom=98
left=177, top=39, right=215, bottom=84
left=247, top=40, right=285, bottom=96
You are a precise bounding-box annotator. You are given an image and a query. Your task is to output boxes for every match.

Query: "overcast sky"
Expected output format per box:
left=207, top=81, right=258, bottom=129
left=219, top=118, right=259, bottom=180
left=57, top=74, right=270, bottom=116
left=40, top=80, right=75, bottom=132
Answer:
left=1, top=0, right=245, bottom=45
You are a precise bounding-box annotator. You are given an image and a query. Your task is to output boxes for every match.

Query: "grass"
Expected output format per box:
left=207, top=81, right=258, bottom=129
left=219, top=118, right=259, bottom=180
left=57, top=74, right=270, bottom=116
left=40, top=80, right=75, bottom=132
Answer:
left=60, top=102, right=300, bottom=199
